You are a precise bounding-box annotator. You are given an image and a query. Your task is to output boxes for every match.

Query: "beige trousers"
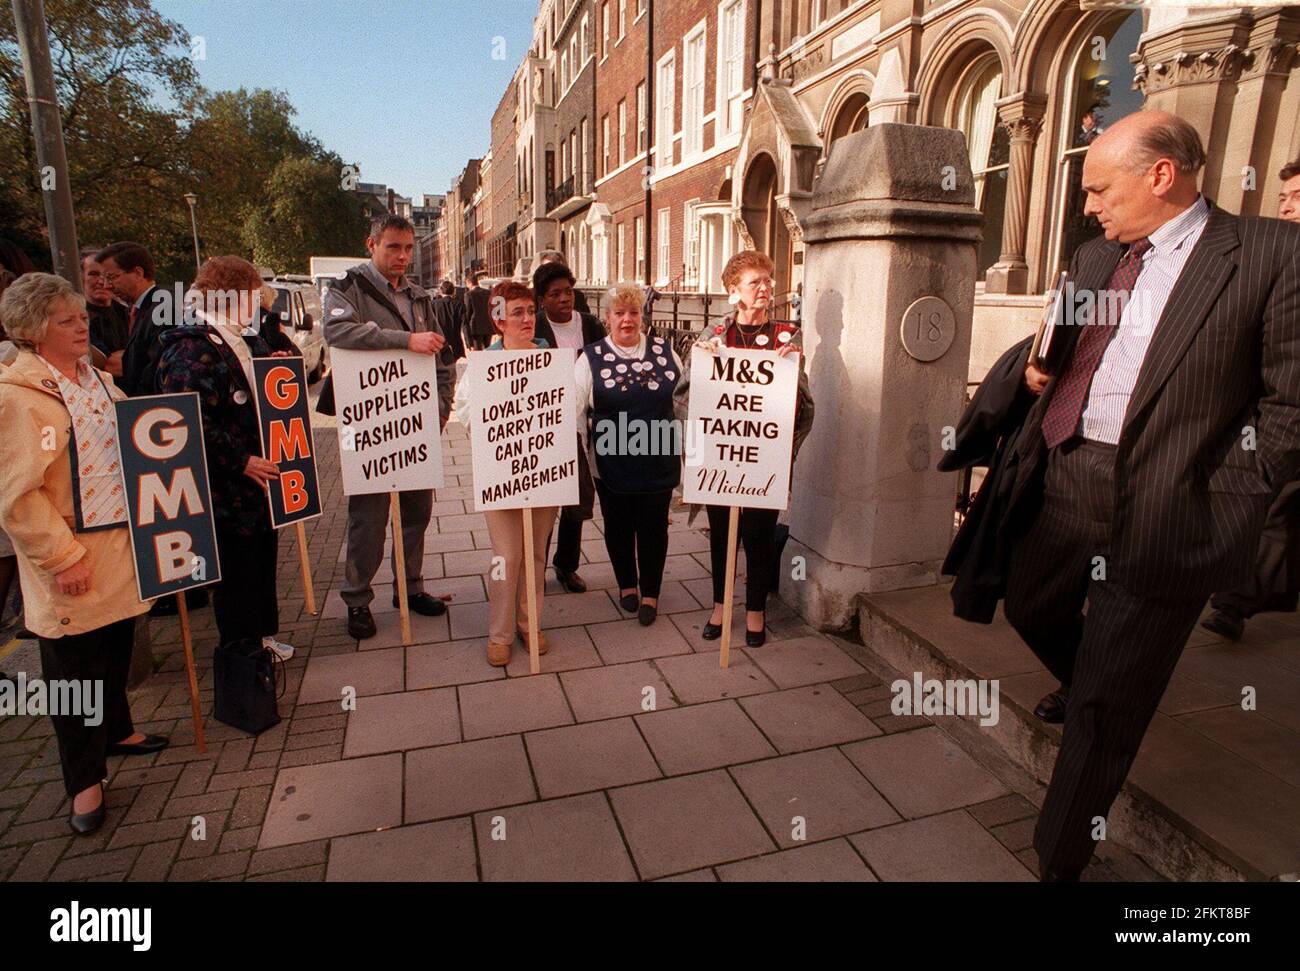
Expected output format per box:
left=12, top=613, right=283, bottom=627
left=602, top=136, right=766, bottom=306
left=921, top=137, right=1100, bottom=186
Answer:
left=485, top=506, right=559, bottom=645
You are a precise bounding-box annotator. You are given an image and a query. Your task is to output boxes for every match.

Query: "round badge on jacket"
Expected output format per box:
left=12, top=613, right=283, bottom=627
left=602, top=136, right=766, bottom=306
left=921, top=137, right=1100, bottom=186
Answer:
left=208, top=332, right=224, bottom=346
left=233, top=390, right=249, bottom=405
left=41, top=378, right=58, bottom=390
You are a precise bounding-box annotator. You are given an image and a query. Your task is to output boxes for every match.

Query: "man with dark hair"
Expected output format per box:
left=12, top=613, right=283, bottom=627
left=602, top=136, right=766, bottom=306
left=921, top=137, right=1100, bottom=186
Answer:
left=322, top=215, right=455, bottom=639
left=1199, top=159, right=1300, bottom=640
left=536, top=249, right=591, bottom=314
left=431, top=278, right=467, bottom=364
left=533, top=260, right=606, bottom=593
left=463, top=270, right=495, bottom=351
left=82, top=248, right=129, bottom=377
left=96, top=241, right=177, bottom=397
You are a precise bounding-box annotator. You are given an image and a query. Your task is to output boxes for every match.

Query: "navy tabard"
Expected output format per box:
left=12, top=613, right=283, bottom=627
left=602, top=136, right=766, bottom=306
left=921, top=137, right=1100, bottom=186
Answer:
left=584, top=336, right=681, bottom=494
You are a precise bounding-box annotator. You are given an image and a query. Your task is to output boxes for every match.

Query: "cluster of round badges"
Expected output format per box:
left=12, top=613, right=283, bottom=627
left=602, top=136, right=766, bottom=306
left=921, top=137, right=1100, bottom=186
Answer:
left=598, top=340, right=675, bottom=393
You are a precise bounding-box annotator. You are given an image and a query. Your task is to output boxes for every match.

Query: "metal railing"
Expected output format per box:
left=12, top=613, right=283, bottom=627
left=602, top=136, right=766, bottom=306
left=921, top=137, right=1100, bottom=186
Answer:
left=546, top=176, right=576, bottom=214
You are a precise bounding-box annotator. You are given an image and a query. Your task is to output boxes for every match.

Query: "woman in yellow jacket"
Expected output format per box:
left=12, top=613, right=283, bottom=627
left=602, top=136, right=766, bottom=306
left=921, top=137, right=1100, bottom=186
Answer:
left=0, top=273, right=165, bottom=836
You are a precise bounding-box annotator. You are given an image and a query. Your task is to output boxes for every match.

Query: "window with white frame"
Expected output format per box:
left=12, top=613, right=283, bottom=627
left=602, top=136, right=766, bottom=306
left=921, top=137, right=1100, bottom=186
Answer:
left=578, top=223, right=588, bottom=280
left=581, top=118, right=589, bottom=191
left=657, top=52, right=676, bottom=169
left=618, top=99, right=627, bottom=167
left=618, top=0, right=626, bottom=40
left=657, top=207, right=671, bottom=283
left=602, top=114, right=610, bottom=175
left=634, top=216, right=645, bottom=281
left=636, top=82, right=647, bottom=152
left=602, top=2, right=610, bottom=58
left=683, top=201, right=701, bottom=288
left=580, top=14, right=589, bottom=63
left=957, top=57, right=1009, bottom=278
left=616, top=221, right=626, bottom=280
left=637, top=0, right=646, bottom=16
left=717, top=0, right=746, bottom=136
left=682, top=24, right=706, bottom=157
left=570, top=130, right=578, bottom=187
left=560, top=51, right=568, bottom=92
left=571, top=37, right=579, bottom=81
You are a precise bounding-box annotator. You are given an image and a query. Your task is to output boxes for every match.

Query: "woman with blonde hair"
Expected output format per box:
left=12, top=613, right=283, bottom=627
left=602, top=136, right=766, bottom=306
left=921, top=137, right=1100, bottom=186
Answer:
left=673, top=250, right=814, bottom=647
left=575, top=283, right=684, bottom=626
left=0, top=272, right=164, bottom=835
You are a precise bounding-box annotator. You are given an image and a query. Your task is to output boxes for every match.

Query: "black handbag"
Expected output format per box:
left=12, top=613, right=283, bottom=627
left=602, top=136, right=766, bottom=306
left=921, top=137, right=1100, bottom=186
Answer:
left=213, top=637, right=283, bottom=734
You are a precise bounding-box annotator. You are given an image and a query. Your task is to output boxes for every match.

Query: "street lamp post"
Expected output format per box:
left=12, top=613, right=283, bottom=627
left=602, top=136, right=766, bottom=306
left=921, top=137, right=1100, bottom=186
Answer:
left=184, top=192, right=201, bottom=273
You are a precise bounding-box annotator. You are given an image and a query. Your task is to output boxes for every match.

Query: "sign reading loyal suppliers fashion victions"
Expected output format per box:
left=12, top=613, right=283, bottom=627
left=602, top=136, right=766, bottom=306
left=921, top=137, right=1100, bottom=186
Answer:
left=683, top=346, right=799, bottom=511
left=466, top=349, right=578, bottom=511
left=331, top=347, right=444, bottom=496
left=115, top=392, right=222, bottom=601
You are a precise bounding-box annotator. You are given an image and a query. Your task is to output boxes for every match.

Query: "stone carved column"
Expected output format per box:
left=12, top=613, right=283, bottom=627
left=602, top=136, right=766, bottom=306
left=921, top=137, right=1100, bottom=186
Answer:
left=984, top=94, right=1045, bottom=295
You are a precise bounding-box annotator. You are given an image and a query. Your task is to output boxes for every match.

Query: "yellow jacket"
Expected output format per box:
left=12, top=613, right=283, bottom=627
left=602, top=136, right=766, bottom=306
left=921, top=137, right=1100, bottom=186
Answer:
left=0, top=350, right=149, bottom=638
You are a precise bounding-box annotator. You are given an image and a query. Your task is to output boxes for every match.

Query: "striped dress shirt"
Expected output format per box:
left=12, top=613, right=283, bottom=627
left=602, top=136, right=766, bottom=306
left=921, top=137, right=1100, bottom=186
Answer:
left=1080, top=195, right=1211, bottom=444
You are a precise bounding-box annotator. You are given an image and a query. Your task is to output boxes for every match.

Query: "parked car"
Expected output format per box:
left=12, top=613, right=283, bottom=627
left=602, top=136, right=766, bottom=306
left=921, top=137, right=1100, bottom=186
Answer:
left=268, top=280, right=328, bottom=383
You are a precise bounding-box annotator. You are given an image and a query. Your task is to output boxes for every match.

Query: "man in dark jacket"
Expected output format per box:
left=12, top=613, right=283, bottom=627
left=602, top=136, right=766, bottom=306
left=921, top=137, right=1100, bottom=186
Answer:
left=463, top=271, right=495, bottom=350
left=323, top=215, right=455, bottom=640
left=433, top=280, right=468, bottom=362
left=97, top=241, right=179, bottom=397
left=533, top=261, right=606, bottom=593
left=82, top=249, right=129, bottom=376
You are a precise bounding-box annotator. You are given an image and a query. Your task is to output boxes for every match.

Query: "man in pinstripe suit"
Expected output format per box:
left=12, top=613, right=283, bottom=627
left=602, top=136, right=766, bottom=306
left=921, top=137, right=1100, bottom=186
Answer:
left=1005, top=111, right=1300, bottom=881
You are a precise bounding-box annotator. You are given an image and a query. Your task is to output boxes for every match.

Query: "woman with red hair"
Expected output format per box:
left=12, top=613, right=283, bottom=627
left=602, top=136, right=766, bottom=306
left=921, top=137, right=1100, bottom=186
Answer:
left=453, top=280, right=559, bottom=667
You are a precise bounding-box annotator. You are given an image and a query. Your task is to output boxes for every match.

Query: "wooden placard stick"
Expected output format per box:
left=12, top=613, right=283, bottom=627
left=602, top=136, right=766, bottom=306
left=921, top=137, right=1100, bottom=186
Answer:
left=719, top=506, right=740, bottom=669
left=175, top=594, right=207, bottom=754
left=521, top=507, right=541, bottom=675
left=390, top=492, right=411, bottom=646
left=294, top=522, right=317, bottom=615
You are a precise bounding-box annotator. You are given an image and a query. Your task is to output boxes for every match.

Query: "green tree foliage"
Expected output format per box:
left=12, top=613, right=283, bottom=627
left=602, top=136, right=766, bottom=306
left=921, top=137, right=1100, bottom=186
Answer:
left=1, top=0, right=362, bottom=282
left=243, top=155, right=367, bottom=273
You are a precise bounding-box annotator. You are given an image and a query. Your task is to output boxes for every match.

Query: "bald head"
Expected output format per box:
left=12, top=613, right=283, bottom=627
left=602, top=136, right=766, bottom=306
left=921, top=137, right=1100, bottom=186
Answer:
left=1081, top=111, right=1204, bottom=243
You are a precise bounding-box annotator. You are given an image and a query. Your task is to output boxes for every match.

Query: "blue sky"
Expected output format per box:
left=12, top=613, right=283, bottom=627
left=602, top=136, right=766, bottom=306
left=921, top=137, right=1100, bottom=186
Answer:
left=154, top=0, right=537, bottom=199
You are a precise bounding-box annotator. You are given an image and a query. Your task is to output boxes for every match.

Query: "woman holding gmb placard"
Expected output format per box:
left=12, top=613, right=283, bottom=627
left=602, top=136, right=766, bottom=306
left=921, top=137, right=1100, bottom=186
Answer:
left=453, top=280, right=558, bottom=667
left=575, top=283, right=684, bottom=627
left=0, top=273, right=164, bottom=836
left=673, top=251, right=815, bottom=648
left=155, top=256, right=296, bottom=661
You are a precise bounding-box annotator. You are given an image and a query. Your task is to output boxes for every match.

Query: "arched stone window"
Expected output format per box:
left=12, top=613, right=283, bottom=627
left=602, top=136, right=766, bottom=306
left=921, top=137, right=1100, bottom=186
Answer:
left=1052, top=10, right=1145, bottom=271
left=956, top=56, right=1010, bottom=278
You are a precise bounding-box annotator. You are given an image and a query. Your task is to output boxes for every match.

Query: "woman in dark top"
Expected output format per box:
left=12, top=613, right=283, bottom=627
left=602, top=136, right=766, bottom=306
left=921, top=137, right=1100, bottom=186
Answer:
left=155, top=257, right=296, bottom=659
left=673, top=250, right=814, bottom=647
left=575, top=283, right=684, bottom=626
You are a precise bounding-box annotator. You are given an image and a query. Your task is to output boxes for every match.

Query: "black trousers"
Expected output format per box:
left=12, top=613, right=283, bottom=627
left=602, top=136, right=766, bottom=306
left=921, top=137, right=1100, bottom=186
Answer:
left=551, top=447, right=594, bottom=575
left=1210, top=479, right=1300, bottom=618
left=213, top=525, right=280, bottom=645
left=1004, top=439, right=1205, bottom=879
left=596, top=482, right=672, bottom=598
left=706, top=504, right=780, bottom=611
left=38, top=617, right=136, bottom=799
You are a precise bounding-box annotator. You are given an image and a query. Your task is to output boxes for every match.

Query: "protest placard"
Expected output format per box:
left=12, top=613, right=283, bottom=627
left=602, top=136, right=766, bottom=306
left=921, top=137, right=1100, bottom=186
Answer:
left=465, top=349, right=578, bottom=512
left=115, top=391, right=218, bottom=750
left=682, top=346, right=799, bottom=511
left=331, top=346, right=444, bottom=496
left=252, top=356, right=322, bottom=614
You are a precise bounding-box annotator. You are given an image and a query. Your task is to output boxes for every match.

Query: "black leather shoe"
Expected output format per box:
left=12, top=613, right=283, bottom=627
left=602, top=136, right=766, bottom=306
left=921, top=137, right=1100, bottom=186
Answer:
left=745, top=628, right=766, bottom=648
left=69, top=792, right=106, bottom=836
left=701, top=622, right=723, bottom=641
left=400, top=593, right=448, bottom=617
left=619, top=593, right=639, bottom=613
left=555, top=568, right=587, bottom=593
left=149, top=597, right=177, bottom=617
left=638, top=603, right=657, bottom=626
left=107, top=734, right=169, bottom=757
left=1201, top=609, right=1245, bottom=641
left=1034, top=689, right=1069, bottom=724
left=348, top=606, right=377, bottom=639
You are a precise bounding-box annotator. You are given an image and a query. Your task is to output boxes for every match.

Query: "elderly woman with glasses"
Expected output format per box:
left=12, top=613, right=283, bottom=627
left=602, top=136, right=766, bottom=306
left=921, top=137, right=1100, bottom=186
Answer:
left=673, top=250, right=815, bottom=647
left=574, top=283, right=684, bottom=626
left=0, top=273, right=165, bottom=836
left=454, top=280, right=558, bottom=667
left=155, top=256, right=296, bottom=661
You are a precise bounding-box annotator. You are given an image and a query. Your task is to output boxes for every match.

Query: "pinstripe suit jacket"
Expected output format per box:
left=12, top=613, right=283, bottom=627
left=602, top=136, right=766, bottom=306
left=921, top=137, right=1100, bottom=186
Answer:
left=1008, top=204, right=1300, bottom=599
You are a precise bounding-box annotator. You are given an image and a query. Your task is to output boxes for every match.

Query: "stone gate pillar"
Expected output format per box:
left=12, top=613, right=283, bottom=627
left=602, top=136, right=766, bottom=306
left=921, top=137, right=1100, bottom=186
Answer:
left=784, top=123, right=981, bottom=630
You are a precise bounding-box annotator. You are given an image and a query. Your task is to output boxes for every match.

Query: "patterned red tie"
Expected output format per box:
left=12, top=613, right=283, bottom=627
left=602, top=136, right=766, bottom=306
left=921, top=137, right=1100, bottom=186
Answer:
left=1041, top=238, right=1152, bottom=448
left=128, top=304, right=138, bottom=333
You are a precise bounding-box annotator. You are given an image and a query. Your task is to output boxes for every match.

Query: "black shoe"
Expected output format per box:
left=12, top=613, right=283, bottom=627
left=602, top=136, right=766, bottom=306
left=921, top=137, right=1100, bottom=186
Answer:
left=638, top=603, right=657, bottom=626
left=348, top=606, right=377, bottom=639
left=400, top=593, right=448, bottom=617
left=69, top=794, right=106, bottom=836
left=702, top=621, right=723, bottom=641
left=619, top=593, right=639, bottom=613
left=1034, top=689, right=1069, bottom=724
left=745, top=627, right=766, bottom=648
left=149, top=597, right=178, bottom=617
left=107, top=734, right=169, bottom=757
left=555, top=568, right=587, bottom=593
left=1201, top=609, right=1245, bottom=642
left=14, top=628, right=35, bottom=640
